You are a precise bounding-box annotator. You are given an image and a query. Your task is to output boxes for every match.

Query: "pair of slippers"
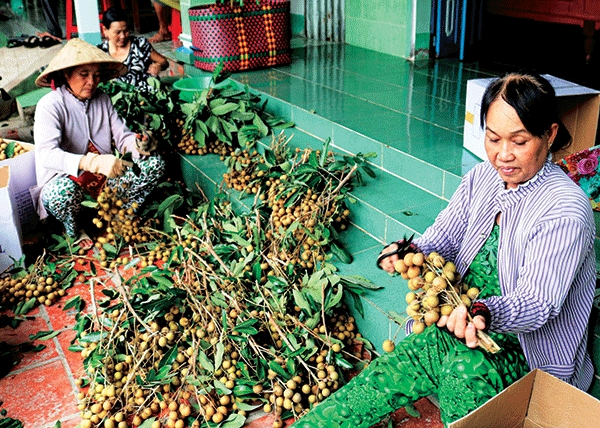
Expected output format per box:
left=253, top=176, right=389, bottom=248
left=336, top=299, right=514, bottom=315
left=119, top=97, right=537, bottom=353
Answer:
left=7, top=34, right=61, bottom=48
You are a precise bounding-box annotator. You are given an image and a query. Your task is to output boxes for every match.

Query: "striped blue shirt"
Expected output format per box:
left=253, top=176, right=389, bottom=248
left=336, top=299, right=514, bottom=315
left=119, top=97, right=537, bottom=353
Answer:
left=414, top=160, right=596, bottom=390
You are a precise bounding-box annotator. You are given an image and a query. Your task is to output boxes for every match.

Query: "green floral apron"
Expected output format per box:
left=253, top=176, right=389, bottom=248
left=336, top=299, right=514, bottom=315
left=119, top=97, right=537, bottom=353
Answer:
left=292, top=224, right=529, bottom=428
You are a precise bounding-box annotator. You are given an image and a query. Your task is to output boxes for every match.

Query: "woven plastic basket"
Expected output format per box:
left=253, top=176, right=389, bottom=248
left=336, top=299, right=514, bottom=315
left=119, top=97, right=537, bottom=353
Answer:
left=189, top=1, right=291, bottom=72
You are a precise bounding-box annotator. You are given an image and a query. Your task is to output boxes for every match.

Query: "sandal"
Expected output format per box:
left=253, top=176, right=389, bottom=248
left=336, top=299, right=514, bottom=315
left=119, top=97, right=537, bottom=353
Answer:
left=74, top=230, right=93, bottom=251
left=23, top=35, right=40, bottom=48
left=6, top=34, right=29, bottom=48
left=37, top=33, right=61, bottom=48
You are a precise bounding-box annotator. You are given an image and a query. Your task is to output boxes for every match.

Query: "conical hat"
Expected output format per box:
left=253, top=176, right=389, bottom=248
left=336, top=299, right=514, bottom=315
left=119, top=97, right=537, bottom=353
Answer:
left=35, top=38, right=127, bottom=87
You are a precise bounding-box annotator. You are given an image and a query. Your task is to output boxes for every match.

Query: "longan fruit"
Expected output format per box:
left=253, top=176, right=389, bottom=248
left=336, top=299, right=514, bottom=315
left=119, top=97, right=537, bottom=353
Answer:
left=411, top=252, right=425, bottom=267
left=394, top=259, right=408, bottom=274
left=466, top=287, right=480, bottom=300
left=424, top=310, right=440, bottom=325
left=382, top=339, right=395, bottom=353
left=407, top=277, right=422, bottom=291
left=440, top=305, right=453, bottom=316
left=412, top=320, right=426, bottom=334
left=407, top=266, right=421, bottom=279
left=423, top=295, right=439, bottom=309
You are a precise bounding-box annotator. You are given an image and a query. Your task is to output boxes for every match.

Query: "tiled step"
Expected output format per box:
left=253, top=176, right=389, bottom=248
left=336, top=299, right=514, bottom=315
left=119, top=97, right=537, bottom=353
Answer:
left=180, top=42, right=491, bottom=200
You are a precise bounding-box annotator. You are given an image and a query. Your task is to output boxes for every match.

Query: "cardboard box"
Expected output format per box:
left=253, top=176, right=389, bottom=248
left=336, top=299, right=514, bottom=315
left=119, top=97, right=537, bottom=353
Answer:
left=0, top=166, right=24, bottom=272
left=0, top=141, right=37, bottom=232
left=449, top=369, right=600, bottom=428
left=463, top=75, right=600, bottom=162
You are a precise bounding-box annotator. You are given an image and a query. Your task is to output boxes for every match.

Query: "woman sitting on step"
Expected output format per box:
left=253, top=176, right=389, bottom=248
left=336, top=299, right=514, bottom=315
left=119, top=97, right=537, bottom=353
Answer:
left=99, top=6, right=169, bottom=93
left=31, top=38, right=165, bottom=249
left=291, top=72, right=597, bottom=428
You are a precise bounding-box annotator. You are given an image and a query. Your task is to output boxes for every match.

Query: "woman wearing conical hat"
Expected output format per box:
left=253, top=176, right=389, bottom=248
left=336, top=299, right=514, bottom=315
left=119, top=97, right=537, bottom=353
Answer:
left=31, top=38, right=165, bottom=249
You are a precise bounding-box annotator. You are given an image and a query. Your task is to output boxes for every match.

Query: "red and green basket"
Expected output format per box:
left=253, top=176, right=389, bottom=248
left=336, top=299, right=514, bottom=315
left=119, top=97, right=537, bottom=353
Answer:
left=189, top=0, right=291, bottom=72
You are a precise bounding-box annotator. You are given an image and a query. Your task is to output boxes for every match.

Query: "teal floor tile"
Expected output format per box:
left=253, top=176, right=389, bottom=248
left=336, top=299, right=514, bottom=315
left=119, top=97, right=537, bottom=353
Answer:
left=332, top=125, right=384, bottom=167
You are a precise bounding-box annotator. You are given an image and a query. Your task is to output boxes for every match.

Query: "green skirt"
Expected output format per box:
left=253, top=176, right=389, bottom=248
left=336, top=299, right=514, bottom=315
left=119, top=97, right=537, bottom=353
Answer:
left=292, top=224, right=529, bottom=427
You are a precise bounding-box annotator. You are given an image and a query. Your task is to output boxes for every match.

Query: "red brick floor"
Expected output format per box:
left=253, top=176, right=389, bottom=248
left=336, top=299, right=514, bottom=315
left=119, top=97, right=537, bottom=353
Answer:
left=0, top=258, right=443, bottom=428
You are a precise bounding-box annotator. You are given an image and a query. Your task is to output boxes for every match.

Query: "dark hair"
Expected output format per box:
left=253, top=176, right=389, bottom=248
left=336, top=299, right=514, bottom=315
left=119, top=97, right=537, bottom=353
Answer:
left=480, top=72, right=572, bottom=153
left=101, top=7, right=129, bottom=29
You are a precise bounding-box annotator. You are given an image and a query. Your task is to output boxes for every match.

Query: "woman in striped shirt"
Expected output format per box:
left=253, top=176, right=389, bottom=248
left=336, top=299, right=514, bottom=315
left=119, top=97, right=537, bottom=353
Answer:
left=292, top=73, right=596, bottom=427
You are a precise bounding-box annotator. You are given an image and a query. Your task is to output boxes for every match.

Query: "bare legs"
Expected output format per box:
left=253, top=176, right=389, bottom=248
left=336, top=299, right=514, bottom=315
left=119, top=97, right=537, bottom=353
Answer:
left=148, top=1, right=171, bottom=43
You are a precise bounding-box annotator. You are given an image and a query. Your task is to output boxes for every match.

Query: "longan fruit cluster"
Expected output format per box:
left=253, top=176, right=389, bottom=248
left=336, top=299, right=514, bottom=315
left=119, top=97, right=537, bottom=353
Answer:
left=223, top=149, right=262, bottom=194
left=0, top=272, right=65, bottom=307
left=176, top=126, right=199, bottom=155
left=0, top=138, right=27, bottom=160
left=395, top=251, right=479, bottom=334
left=93, top=186, right=150, bottom=243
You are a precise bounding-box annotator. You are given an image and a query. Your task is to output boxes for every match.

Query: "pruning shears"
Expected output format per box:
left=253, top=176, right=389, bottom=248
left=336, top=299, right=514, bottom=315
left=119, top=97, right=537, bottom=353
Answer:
left=376, top=234, right=415, bottom=269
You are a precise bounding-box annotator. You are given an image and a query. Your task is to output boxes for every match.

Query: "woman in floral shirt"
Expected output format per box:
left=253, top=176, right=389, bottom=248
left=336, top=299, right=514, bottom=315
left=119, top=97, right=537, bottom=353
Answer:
left=98, top=7, right=168, bottom=92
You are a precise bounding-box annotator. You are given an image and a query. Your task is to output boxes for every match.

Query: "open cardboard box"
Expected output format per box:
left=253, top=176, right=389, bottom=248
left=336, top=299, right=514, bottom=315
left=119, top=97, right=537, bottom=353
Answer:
left=0, top=141, right=37, bottom=272
left=448, top=369, right=600, bottom=428
left=0, top=141, right=37, bottom=233
left=463, top=75, right=600, bottom=162
left=0, top=166, right=24, bottom=272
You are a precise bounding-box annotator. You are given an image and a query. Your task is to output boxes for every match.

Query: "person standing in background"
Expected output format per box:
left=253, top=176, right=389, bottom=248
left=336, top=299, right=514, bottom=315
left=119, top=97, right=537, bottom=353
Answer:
left=148, top=0, right=179, bottom=43
left=40, top=0, right=63, bottom=41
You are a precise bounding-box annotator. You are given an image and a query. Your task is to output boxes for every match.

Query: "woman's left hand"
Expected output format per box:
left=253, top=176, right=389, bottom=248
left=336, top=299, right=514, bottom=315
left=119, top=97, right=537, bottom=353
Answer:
left=437, top=304, right=487, bottom=348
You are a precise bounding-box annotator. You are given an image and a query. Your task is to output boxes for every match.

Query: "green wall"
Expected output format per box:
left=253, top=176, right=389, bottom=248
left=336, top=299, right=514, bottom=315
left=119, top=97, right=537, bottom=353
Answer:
left=291, top=13, right=305, bottom=37
left=345, top=0, right=431, bottom=59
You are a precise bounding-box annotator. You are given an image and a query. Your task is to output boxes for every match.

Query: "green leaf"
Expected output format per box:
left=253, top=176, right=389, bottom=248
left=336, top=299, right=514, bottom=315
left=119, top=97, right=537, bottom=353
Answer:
left=252, top=114, right=269, bottom=137
left=320, top=138, right=331, bottom=167
left=214, top=378, right=232, bottom=395
left=221, top=411, right=246, bottom=428
left=215, top=341, right=225, bottom=371
left=404, top=402, right=421, bottom=418
left=198, top=350, right=215, bottom=372
left=81, top=200, right=99, bottom=208
left=324, top=284, right=343, bottom=311
left=341, top=275, right=382, bottom=290
left=252, top=262, right=262, bottom=282
left=211, top=102, right=239, bottom=116
left=308, top=150, right=319, bottom=168
left=4, top=141, right=15, bottom=158
left=233, top=319, right=259, bottom=335
left=63, top=295, right=85, bottom=312
left=0, top=417, right=23, bottom=428
left=29, top=330, right=60, bottom=341
left=158, top=345, right=178, bottom=369
left=264, top=149, right=277, bottom=166
left=330, top=241, right=353, bottom=264
left=271, top=120, right=295, bottom=129
left=78, top=331, right=108, bottom=343
left=137, top=418, right=157, bottom=428
left=233, top=400, right=261, bottom=411
left=388, top=310, right=408, bottom=325
left=157, top=194, right=183, bottom=218
left=14, top=298, right=37, bottom=315
left=361, top=164, right=377, bottom=178
left=293, top=289, right=312, bottom=314
left=334, top=353, right=354, bottom=370
left=268, top=360, right=290, bottom=380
